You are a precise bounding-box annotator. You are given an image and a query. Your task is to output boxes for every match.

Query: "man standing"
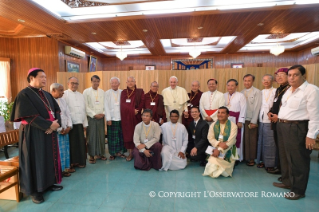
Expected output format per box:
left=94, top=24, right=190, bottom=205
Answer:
left=241, top=74, right=262, bottom=166
left=224, top=79, right=246, bottom=161
left=162, top=76, right=189, bottom=123
left=182, top=81, right=202, bottom=128
left=63, top=77, right=88, bottom=168
left=256, top=75, right=277, bottom=172
left=11, top=68, right=62, bottom=204
left=83, top=75, right=106, bottom=164
left=203, top=106, right=238, bottom=178
left=50, top=83, right=75, bottom=177
left=120, top=76, right=144, bottom=161
left=105, top=77, right=126, bottom=160
left=132, top=109, right=162, bottom=170
left=273, top=65, right=319, bottom=200
left=143, top=81, right=166, bottom=125
left=267, top=68, right=290, bottom=176
left=199, top=79, right=225, bottom=125
left=186, top=107, right=209, bottom=166
left=160, top=110, right=188, bottom=171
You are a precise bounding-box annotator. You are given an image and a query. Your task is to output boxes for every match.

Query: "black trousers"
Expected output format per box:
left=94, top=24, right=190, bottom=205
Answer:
left=273, top=130, right=280, bottom=169
left=277, top=121, right=312, bottom=195
left=186, top=141, right=207, bottom=162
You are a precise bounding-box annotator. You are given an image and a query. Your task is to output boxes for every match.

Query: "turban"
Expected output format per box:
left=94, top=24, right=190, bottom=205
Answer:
left=275, top=68, right=289, bottom=75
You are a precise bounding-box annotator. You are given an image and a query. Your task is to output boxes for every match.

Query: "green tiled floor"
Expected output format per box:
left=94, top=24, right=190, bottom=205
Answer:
left=1, top=146, right=318, bottom=212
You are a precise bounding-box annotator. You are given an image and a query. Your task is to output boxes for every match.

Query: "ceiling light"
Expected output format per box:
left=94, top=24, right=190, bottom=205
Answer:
left=218, top=2, right=276, bottom=10
left=189, top=46, right=201, bottom=58
left=198, top=26, right=203, bottom=29
left=270, top=44, right=285, bottom=56
left=142, top=29, right=148, bottom=32
left=116, top=46, right=127, bottom=61
left=257, top=23, right=264, bottom=26
left=18, top=19, right=25, bottom=23
left=91, top=32, right=96, bottom=35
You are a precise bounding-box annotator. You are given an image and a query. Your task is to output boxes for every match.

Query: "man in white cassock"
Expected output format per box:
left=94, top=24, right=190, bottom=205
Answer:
left=160, top=110, right=188, bottom=171
left=162, top=76, right=189, bottom=123
left=224, top=79, right=246, bottom=161
left=203, top=106, right=238, bottom=178
left=199, top=78, right=225, bottom=125
left=63, top=77, right=88, bottom=168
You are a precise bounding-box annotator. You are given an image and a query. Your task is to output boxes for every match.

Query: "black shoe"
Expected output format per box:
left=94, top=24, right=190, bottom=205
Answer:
left=285, top=193, right=305, bottom=200
left=267, top=168, right=281, bottom=174
left=235, top=161, right=240, bottom=166
left=273, top=182, right=290, bottom=189
left=50, top=185, right=63, bottom=191
left=278, top=177, right=282, bottom=182
left=31, top=194, right=44, bottom=204
left=200, top=161, right=207, bottom=167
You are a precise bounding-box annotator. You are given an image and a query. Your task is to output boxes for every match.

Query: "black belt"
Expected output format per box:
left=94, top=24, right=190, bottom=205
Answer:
left=278, top=119, right=309, bottom=124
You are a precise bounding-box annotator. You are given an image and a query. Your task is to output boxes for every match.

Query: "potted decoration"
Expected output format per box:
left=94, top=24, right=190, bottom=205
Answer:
left=0, top=100, right=14, bottom=132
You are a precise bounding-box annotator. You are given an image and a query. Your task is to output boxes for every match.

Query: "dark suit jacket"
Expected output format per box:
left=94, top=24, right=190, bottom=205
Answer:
left=187, top=119, right=209, bottom=152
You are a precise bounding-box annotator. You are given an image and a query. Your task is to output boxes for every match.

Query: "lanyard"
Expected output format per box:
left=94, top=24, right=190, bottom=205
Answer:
left=143, top=122, right=152, bottom=138
left=127, top=88, right=135, bottom=99
left=227, top=92, right=235, bottom=106
left=93, top=89, right=99, bottom=101
left=263, top=88, right=273, bottom=103
left=112, top=90, right=119, bottom=102
left=171, top=122, right=178, bottom=138
left=189, top=92, right=198, bottom=102
left=150, top=92, right=158, bottom=102
left=244, top=88, right=253, bottom=99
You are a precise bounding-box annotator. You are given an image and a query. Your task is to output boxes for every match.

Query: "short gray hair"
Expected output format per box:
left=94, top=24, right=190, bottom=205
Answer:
left=192, top=80, right=200, bottom=86
left=169, top=76, right=178, bottom=82
left=262, top=74, right=274, bottom=81
left=150, top=81, right=158, bottom=86
left=68, top=76, right=78, bottom=82
left=50, top=83, right=63, bottom=92
left=110, top=77, right=120, bottom=83
left=127, top=76, right=136, bottom=82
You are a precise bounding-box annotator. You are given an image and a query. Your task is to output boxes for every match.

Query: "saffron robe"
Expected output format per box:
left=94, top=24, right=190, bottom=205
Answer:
left=120, top=86, right=144, bottom=149
left=143, top=91, right=167, bottom=124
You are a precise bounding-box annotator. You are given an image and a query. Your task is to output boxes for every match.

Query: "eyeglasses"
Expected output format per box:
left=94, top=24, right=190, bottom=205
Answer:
left=70, top=82, right=79, bottom=85
left=276, top=74, right=287, bottom=78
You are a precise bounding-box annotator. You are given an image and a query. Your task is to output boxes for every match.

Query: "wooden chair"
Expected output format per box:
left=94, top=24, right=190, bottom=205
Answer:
left=0, top=130, right=19, bottom=159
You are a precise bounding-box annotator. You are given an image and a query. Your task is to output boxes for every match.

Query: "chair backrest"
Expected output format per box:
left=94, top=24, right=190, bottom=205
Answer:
left=0, top=130, right=19, bottom=148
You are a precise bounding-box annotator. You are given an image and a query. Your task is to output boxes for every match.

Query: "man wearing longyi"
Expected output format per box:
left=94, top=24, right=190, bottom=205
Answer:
left=11, top=68, right=62, bottom=204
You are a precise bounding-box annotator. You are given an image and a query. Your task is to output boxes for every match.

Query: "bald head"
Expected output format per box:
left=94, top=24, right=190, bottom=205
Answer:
left=191, top=80, right=200, bottom=93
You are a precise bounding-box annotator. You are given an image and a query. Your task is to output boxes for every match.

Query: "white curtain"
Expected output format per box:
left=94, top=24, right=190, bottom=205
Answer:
left=0, top=58, right=11, bottom=102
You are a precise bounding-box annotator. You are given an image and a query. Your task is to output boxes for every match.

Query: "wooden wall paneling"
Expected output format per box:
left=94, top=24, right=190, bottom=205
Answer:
left=130, top=70, right=158, bottom=92
left=302, top=64, right=316, bottom=85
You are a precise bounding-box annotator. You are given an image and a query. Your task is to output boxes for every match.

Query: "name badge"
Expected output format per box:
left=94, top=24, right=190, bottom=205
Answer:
left=274, top=98, right=278, bottom=102
left=150, top=102, right=156, bottom=106
left=218, top=134, right=223, bottom=140
left=114, top=102, right=119, bottom=106
left=192, top=135, right=196, bottom=139
left=144, top=139, right=149, bottom=143
left=172, top=137, right=177, bottom=141
left=187, top=103, right=193, bottom=107
left=94, top=101, right=100, bottom=105
left=126, top=99, right=131, bottom=103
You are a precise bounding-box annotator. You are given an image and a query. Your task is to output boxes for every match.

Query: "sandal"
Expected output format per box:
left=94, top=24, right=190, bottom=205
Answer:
left=78, top=165, right=86, bottom=168
left=89, top=157, right=96, bottom=164
left=100, top=156, right=107, bottom=161
left=62, top=171, right=71, bottom=177
left=126, top=156, right=133, bottom=162
left=109, top=155, right=116, bottom=160
left=246, top=161, right=255, bottom=166
left=67, top=168, right=76, bottom=173
left=257, top=163, right=265, bottom=168
left=116, top=153, right=126, bottom=158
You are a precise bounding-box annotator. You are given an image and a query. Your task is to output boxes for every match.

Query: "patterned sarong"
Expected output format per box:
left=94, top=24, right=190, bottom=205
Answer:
left=87, top=117, right=106, bottom=157
left=107, top=121, right=126, bottom=155
left=57, top=133, right=70, bottom=171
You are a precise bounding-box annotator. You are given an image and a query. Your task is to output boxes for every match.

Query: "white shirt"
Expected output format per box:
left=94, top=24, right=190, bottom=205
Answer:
left=199, top=90, right=225, bottom=121
left=105, top=89, right=122, bottom=121
left=259, top=87, right=276, bottom=123
left=62, top=89, right=88, bottom=127
left=224, top=92, right=247, bottom=123
left=241, top=86, right=262, bottom=124
left=278, top=81, right=319, bottom=139
left=83, top=87, right=105, bottom=118
left=55, top=97, right=72, bottom=132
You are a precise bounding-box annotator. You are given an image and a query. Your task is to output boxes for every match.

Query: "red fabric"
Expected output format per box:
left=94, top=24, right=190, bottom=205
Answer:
left=182, top=90, right=202, bottom=128
left=27, top=68, right=41, bottom=76
left=205, top=109, right=217, bottom=116
left=229, top=111, right=242, bottom=148
left=143, top=91, right=167, bottom=124
left=120, top=87, right=144, bottom=149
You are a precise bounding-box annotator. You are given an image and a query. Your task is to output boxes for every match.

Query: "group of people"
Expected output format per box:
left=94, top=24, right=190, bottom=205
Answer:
left=10, top=64, right=319, bottom=204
